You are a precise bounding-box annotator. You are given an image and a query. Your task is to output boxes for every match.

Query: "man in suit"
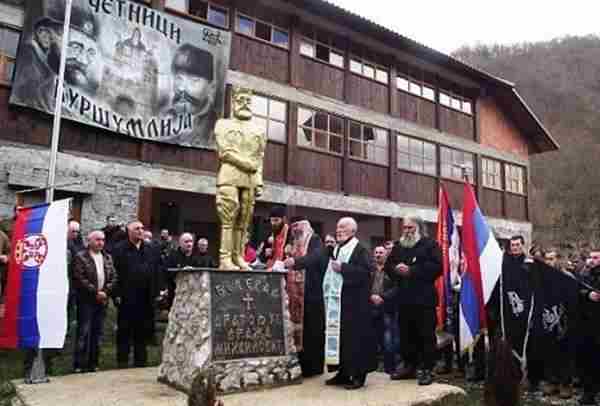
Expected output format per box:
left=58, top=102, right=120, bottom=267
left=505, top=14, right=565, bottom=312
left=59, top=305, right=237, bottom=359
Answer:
left=72, top=230, right=116, bottom=372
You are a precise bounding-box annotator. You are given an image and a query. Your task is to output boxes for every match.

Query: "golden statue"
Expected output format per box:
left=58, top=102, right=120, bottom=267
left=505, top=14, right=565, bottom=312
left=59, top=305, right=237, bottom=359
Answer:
left=215, top=87, right=266, bottom=270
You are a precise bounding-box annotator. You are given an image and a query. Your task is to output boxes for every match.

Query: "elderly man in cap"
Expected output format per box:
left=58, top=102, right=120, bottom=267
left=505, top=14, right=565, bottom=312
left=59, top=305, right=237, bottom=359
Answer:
left=283, top=216, right=327, bottom=377
left=162, top=43, right=217, bottom=146
left=12, top=0, right=100, bottom=111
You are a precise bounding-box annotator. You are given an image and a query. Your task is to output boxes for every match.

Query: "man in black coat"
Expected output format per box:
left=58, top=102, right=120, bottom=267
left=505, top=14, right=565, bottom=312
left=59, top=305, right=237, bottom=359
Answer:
left=112, top=221, right=162, bottom=368
left=384, top=216, right=441, bottom=385
left=283, top=216, right=327, bottom=377
left=322, top=217, right=376, bottom=390
left=163, top=233, right=203, bottom=309
left=578, top=249, right=600, bottom=405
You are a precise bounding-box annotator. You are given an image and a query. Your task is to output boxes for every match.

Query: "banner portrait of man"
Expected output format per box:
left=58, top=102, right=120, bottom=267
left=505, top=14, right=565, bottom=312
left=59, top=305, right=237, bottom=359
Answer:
left=10, top=0, right=231, bottom=149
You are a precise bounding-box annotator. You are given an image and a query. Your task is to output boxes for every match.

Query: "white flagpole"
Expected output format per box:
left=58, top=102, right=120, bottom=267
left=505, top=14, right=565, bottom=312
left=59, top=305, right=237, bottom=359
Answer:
left=27, top=0, right=74, bottom=385
left=46, top=0, right=73, bottom=204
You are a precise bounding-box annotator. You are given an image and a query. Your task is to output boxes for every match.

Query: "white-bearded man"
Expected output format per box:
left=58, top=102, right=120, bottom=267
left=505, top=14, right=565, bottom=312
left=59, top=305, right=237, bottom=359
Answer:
left=384, top=216, right=441, bottom=385
left=283, top=216, right=327, bottom=377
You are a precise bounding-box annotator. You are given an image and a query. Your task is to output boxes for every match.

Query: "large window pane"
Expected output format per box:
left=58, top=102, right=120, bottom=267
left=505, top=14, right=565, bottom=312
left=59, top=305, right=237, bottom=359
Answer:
left=315, top=43, right=329, bottom=62
left=269, top=99, right=286, bottom=121
left=440, top=93, right=450, bottom=107
left=166, top=0, right=187, bottom=12
left=252, top=95, right=268, bottom=117
left=298, top=127, right=312, bottom=146
left=272, top=29, right=289, bottom=48
left=0, top=28, right=19, bottom=57
left=330, top=135, right=342, bottom=154
left=330, top=116, right=343, bottom=135
left=409, top=139, right=422, bottom=156
left=397, top=77, right=409, bottom=92
left=423, top=142, right=436, bottom=160
left=349, top=122, right=361, bottom=140
left=398, top=152, right=410, bottom=170
left=314, top=112, right=328, bottom=131
left=422, top=86, right=435, bottom=101
left=349, top=140, right=362, bottom=158
left=255, top=21, right=271, bottom=42
left=298, top=108, right=313, bottom=127
left=253, top=117, right=267, bottom=132
left=350, top=59, right=362, bottom=74
left=269, top=121, right=286, bottom=143
left=397, top=135, right=409, bottom=151
left=409, top=82, right=421, bottom=96
left=330, top=51, right=344, bottom=68
left=376, top=69, right=388, bottom=84
left=314, top=132, right=328, bottom=149
left=375, top=129, right=388, bottom=148
left=300, top=41, right=315, bottom=58
left=363, top=64, right=375, bottom=79
left=190, top=0, right=208, bottom=19
left=237, top=15, right=254, bottom=36
left=208, top=6, right=228, bottom=27
left=424, top=159, right=436, bottom=176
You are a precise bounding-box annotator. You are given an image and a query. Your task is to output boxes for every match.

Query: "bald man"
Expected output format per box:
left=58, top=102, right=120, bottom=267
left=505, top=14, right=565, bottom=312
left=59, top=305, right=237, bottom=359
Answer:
left=112, top=221, right=162, bottom=368
left=163, top=233, right=204, bottom=308
left=322, top=217, right=376, bottom=389
left=72, top=230, right=116, bottom=372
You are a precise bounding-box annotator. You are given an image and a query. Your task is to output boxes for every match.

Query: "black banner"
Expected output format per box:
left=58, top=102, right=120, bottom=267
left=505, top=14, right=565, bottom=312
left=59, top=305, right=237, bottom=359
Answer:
left=10, top=0, right=230, bottom=148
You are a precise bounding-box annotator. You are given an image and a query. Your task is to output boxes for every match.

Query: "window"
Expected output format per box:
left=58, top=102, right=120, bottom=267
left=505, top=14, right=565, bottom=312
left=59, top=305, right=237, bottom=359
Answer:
left=348, top=122, right=388, bottom=165
left=0, top=26, right=20, bottom=83
left=251, top=94, right=287, bottom=143
left=235, top=13, right=289, bottom=49
left=165, top=0, right=229, bottom=28
left=505, top=164, right=525, bottom=194
left=440, top=147, right=474, bottom=181
left=397, top=73, right=435, bottom=101
left=440, top=90, right=473, bottom=115
left=482, top=158, right=502, bottom=190
left=299, top=34, right=345, bottom=68
left=397, top=135, right=436, bottom=176
left=297, top=107, right=343, bottom=154
left=349, top=56, right=388, bottom=84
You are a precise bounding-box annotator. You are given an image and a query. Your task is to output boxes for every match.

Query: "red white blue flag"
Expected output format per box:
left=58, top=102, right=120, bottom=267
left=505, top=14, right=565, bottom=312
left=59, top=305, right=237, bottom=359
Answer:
left=435, top=185, right=460, bottom=331
left=0, top=199, right=70, bottom=349
left=459, top=183, right=502, bottom=352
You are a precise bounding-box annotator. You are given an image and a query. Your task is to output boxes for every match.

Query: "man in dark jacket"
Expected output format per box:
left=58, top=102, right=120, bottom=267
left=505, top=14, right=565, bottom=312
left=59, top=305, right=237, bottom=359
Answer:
left=72, top=230, right=116, bottom=372
left=321, top=217, right=376, bottom=390
left=112, top=221, right=162, bottom=368
left=384, top=216, right=441, bottom=385
left=578, top=249, right=600, bottom=405
left=283, top=216, right=327, bottom=377
left=163, top=233, right=203, bottom=308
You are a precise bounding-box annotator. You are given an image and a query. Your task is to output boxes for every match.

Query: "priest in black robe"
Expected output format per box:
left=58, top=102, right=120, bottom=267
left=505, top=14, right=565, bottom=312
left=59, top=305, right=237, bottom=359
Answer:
left=321, top=217, right=376, bottom=390
left=284, top=216, right=328, bottom=377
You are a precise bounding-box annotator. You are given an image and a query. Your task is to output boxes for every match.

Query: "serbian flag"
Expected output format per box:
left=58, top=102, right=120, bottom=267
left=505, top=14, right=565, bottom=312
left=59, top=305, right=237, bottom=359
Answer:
left=0, top=199, right=70, bottom=349
left=459, top=183, right=502, bottom=352
left=435, top=185, right=460, bottom=331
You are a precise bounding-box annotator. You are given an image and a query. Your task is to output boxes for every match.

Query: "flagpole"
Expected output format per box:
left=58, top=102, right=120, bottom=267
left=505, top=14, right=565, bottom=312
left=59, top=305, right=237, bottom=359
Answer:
left=46, top=0, right=73, bottom=203
left=27, top=0, right=74, bottom=385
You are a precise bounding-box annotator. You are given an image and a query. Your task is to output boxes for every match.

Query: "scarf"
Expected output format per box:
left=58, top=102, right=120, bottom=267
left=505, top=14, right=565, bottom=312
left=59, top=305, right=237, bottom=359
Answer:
left=322, top=237, right=359, bottom=366
left=267, top=224, right=289, bottom=270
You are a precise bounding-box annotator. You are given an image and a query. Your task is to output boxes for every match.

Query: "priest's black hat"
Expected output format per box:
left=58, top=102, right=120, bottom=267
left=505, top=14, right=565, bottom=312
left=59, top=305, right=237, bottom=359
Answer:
left=289, top=215, right=308, bottom=224
left=269, top=205, right=287, bottom=219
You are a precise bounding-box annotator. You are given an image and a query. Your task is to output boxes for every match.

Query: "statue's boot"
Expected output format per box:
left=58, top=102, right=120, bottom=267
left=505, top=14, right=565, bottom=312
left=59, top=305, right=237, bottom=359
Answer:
left=219, top=228, right=240, bottom=271
left=232, top=228, right=252, bottom=271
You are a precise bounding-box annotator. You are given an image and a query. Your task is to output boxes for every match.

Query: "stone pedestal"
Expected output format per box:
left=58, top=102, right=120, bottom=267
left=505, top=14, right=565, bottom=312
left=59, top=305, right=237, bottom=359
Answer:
left=158, top=270, right=302, bottom=394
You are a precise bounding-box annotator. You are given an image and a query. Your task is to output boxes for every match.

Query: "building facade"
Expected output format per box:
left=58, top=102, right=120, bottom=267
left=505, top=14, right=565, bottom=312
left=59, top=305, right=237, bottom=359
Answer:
left=0, top=0, right=557, bottom=252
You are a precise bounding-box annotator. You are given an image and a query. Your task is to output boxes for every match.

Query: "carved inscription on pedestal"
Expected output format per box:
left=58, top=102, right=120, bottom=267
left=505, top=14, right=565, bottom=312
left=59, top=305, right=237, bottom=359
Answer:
left=211, top=272, right=286, bottom=361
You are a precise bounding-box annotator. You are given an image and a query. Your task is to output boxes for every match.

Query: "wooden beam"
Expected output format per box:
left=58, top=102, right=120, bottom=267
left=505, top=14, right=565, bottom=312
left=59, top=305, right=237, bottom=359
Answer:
left=288, top=15, right=301, bottom=87
left=137, top=186, right=153, bottom=228
left=388, top=132, right=397, bottom=201
left=285, top=102, right=298, bottom=185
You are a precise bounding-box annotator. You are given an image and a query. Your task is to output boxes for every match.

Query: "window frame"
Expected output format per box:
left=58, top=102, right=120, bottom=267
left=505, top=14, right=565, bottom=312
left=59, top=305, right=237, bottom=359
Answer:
left=165, top=0, right=230, bottom=29
left=440, top=146, right=475, bottom=183
left=348, top=121, right=389, bottom=167
left=439, top=89, right=473, bottom=115
left=235, top=11, right=290, bottom=50
left=299, top=34, right=345, bottom=70
left=349, top=55, right=389, bottom=84
left=396, top=134, right=437, bottom=177
left=250, top=93, right=288, bottom=144
left=481, top=157, right=503, bottom=190
left=505, top=163, right=526, bottom=195
left=297, top=106, right=344, bottom=156
left=0, top=23, right=21, bottom=86
left=396, top=74, right=436, bottom=102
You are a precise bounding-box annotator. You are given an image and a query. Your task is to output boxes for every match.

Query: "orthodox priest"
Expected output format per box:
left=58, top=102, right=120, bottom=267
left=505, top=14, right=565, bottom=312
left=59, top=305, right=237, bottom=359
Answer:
left=264, top=206, right=290, bottom=270
left=283, top=216, right=327, bottom=377
left=322, top=217, right=376, bottom=389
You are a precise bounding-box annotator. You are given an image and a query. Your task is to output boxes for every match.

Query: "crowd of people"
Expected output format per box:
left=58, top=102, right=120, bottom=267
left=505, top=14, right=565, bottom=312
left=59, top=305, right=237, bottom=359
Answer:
left=1, top=207, right=600, bottom=404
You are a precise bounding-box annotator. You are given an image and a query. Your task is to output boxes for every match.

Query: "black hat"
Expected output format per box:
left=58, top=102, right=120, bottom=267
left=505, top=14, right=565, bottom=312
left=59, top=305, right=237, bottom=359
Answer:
left=36, top=0, right=99, bottom=41
left=172, top=43, right=214, bottom=81
left=269, top=206, right=286, bottom=219
left=289, top=215, right=307, bottom=224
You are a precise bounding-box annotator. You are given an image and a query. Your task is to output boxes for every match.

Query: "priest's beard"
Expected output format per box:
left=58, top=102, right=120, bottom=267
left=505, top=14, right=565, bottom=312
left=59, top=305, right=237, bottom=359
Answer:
left=399, top=231, right=421, bottom=248
left=272, top=222, right=284, bottom=236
